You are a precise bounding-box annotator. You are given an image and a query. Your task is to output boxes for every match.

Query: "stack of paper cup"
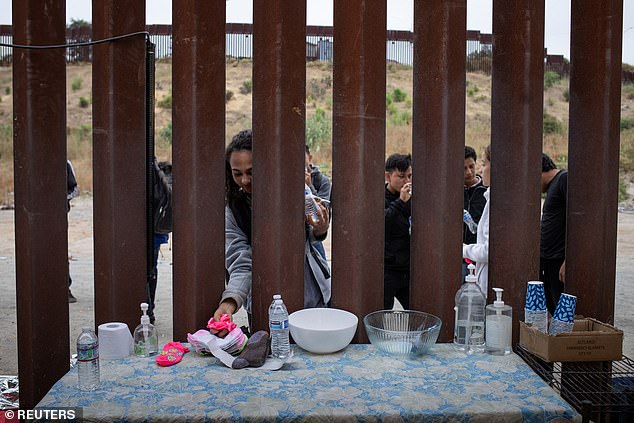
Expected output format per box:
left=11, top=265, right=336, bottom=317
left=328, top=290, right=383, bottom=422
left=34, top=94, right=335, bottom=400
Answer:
left=548, top=293, right=577, bottom=335
left=525, top=281, right=548, bottom=333
left=98, top=322, right=133, bottom=359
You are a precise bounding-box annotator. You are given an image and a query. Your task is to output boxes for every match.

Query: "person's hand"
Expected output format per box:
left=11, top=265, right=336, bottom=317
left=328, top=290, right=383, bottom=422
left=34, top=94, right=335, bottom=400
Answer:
left=307, top=198, right=330, bottom=237
left=400, top=182, right=412, bottom=202
left=559, top=260, right=566, bottom=283
left=210, top=300, right=237, bottom=338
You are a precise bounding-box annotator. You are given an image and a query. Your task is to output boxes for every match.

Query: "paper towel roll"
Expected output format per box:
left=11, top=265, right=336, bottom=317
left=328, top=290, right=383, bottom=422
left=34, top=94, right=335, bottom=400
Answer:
left=98, top=322, right=133, bottom=360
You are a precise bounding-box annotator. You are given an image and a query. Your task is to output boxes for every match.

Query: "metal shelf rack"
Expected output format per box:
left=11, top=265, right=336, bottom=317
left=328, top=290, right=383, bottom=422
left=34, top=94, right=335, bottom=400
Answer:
left=516, top=346, right=634, bottom=422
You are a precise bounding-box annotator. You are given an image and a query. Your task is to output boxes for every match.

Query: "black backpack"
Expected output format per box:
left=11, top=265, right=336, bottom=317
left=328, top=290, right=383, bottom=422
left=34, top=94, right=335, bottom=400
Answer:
left=153, top=159, right=172, bottom=234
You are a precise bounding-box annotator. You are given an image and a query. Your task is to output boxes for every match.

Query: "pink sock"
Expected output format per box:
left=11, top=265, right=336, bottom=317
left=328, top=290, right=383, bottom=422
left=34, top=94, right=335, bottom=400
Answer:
left=156, top=342, right=189, bottom=367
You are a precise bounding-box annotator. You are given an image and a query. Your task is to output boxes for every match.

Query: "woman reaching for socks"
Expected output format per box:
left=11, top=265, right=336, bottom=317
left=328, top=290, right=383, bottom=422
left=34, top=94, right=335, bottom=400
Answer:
left=211, top=129, right=331, bottom=337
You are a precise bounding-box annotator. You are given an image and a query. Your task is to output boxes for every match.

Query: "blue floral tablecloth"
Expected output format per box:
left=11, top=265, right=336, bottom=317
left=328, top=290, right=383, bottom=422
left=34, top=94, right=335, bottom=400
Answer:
left=37, top=343, right=580, bottom=422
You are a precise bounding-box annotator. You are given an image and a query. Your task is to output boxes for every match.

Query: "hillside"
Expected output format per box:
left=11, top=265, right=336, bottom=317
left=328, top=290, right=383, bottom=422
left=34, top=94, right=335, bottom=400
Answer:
left=0, top=60, right=633, bottom=206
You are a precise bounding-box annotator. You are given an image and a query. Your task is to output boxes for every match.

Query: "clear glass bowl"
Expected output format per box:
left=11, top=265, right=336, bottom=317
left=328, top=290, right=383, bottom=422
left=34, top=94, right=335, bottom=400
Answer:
left=363, top=310, right=442, bottom=356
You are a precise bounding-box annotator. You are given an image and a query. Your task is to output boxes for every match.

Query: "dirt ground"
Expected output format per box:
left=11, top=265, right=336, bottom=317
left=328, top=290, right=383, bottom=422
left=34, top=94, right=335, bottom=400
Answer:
left=1, top=196, right=634, bottom=375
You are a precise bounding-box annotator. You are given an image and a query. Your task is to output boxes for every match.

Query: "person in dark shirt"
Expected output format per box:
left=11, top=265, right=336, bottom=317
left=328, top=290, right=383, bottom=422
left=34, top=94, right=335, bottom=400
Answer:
left=462, top=146, right=488, bottom=282
left=67, top=160, right=78, bottom=303
left=540, top=153, right=568, bottom=314
left=384, top=153, right=412, bottom=310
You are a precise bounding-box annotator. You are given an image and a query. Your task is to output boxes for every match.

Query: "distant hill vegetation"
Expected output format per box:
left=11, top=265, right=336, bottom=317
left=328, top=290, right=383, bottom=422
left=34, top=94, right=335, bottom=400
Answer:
left=0, top=59, right=633, bottom=206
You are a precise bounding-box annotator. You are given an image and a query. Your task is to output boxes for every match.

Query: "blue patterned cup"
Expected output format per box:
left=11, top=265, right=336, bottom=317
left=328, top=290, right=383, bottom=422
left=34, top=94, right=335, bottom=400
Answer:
left=525, top=281, right=548, bottom=332
left=549, top=293, right=577, bottom=335
left=553, top=293, right=577, bottom=323
left=525, top=281, right=547, bottom=311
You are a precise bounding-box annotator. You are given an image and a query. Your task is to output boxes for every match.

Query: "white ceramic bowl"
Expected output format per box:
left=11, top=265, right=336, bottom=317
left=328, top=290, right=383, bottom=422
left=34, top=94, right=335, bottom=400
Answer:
left=289, top=308, right=358, bottom=354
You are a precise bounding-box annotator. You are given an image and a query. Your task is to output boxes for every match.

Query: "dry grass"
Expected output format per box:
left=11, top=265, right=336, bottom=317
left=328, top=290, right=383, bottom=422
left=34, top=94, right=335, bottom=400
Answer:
left=0, top=61, right=633, bottom=206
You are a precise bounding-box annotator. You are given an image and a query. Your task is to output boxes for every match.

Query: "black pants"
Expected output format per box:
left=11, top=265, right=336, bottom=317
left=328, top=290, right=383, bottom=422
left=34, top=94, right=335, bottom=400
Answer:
left=384, top=268, right=410, bottom=310
left=540, top=257, right=565, bottom=315
left=147, top=245, right=160, bottom=320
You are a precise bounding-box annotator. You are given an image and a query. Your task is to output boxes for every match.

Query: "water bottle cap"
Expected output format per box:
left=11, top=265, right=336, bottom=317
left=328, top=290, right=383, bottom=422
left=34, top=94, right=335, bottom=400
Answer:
left=81, top=326, right=92, bottom=332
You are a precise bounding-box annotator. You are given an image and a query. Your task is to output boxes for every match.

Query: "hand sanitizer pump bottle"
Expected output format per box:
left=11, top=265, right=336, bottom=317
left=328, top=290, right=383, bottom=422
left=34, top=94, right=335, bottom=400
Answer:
left=454, top=263, right=486, bottom=353
left=134, top=302, right=158, bottom=357
left=485, top=288, right=512, bottom=355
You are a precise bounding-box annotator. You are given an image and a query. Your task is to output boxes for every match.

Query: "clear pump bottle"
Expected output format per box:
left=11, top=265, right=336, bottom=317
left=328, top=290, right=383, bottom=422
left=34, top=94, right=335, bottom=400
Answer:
left=486, top=288, right=512, bottom=355
left=133, top=302, right=158, bottom=357
left=454, top=263, right=486, bottom=354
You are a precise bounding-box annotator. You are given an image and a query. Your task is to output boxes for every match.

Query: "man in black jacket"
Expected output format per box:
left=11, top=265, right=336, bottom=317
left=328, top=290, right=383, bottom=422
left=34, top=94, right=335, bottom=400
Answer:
left=384, top=153, right=412, bottom=309
left=462, top=146, right=488, bottom=281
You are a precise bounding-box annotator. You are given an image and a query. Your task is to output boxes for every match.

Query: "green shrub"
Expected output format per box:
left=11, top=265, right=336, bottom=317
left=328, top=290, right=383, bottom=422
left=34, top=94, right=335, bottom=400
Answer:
left=225, top=90, right=234, bottom=103
left=619, top=177, right=629, bottom=203
left=79, top=96, right=90, bottom=108
left=240, top=79, right=252, bottom=95
left=387, top=103, right=398, bottom=116
left=544, top=71, right=561, bottom=89
left=306, top=107, right=331, bottom=152
left=4, top=87, right=9, bottom=95
left=157, top=95, right=172, bottom=109
left=392, top=88, right=407, bottom=103
left=621, top=117, right=634, bottom=131
left=71, top=78, right=82, bottom=92
left=160, top=122, right=172, bottom=143
left=563, top=88, right=570, bottom=102
left=543, top=113, right=563, bottom=134
left=623, top=83, right=634, bottom=100
left=467, top=84, right=479, bottom=97
left=386, top=92, right=393, bottom=107
left=325, top=97, right=332, bottom=110
left=78, top=124, right=91, bottom=141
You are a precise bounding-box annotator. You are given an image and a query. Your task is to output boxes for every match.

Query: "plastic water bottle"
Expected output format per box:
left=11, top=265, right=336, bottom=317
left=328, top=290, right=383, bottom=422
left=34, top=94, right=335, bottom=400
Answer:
left=463, top=209, right=478, bottom=234
left=454, top=264, right=486, bottom=354
left=269, top=294, right=290, bottom=359
left=77, top=327, right=100, bottom=390
left=304, top=183, right=319, bottom=223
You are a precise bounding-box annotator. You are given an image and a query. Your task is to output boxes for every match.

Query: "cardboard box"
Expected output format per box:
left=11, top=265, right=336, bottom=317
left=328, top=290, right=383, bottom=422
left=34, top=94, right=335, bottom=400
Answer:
left=519, top=318, right=623, bottom=362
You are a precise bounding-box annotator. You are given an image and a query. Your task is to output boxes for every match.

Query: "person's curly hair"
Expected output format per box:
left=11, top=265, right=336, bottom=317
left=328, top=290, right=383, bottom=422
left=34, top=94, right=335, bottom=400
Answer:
left=225, top=129, right=252, bottom=205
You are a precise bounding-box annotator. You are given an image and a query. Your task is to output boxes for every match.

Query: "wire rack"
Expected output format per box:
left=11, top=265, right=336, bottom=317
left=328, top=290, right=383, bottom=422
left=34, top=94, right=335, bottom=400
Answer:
left=516, top=346, right=634, bottom=422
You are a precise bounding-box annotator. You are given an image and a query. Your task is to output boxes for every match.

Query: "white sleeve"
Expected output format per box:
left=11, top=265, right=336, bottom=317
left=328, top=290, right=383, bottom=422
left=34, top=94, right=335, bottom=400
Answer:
left=463, top=200, right=489, bottom=263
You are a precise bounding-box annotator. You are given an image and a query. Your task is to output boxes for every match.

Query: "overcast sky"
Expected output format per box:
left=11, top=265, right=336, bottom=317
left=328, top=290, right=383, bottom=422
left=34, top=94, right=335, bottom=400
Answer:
left=0, top=0, right=632, bottom=64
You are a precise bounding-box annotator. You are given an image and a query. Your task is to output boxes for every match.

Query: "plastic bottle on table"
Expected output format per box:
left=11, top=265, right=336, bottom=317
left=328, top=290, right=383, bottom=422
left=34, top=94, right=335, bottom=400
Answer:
left=454, top=263, right=486, bottom=354
left=133, top=302, right=159, bottom=357
left=77, top=327, right=100, bottom=390
left=463, top=209, right=478, bottom=234
left=304, top=183, right=319, bottom=223
left=485, top=288, right=512, bottom=355
left=269, top=294, right=290, bottom=359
